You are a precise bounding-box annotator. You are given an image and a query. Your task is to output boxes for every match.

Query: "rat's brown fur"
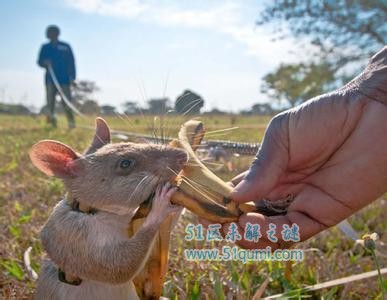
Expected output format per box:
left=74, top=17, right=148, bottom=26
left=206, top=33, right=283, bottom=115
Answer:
left=30, top=118, right=187, bottom=300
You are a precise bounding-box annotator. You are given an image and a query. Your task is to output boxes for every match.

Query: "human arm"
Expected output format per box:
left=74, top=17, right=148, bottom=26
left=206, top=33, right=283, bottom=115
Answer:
left=67, top=45, right=76, bottom=82
left=228, top=46, right=387, bottom=250
left=37, top=45, right=50, bottom=68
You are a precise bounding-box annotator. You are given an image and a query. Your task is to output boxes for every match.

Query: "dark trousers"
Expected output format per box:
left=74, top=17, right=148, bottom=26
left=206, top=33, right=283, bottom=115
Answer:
left=46, top=83, right=75, bottom=128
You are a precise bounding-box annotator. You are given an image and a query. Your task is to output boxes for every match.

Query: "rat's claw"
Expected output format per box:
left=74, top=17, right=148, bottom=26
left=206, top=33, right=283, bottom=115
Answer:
left=166, top=187, right=178, bottom=199
left=161, top=182, right=171, bottom=195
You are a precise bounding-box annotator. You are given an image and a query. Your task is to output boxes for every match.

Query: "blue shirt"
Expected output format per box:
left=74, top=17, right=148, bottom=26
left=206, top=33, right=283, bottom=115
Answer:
left=37, top=41, right=76, bottom=84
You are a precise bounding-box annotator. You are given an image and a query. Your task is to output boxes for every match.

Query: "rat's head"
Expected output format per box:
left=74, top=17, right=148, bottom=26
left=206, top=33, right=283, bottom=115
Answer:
left=29, top=118, right=188, bottom=214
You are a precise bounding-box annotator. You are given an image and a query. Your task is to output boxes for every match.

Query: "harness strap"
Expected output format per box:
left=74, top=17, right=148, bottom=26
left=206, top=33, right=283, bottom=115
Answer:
left=57, top=198, right=98, bottom=286
left=58, top=268, right=82, bottom=286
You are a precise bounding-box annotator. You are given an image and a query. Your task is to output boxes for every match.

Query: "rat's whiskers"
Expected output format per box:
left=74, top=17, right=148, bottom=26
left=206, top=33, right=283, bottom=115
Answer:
left=131, top=175, right=150, bottom=201
left=166, top=167, right=224, bottom=207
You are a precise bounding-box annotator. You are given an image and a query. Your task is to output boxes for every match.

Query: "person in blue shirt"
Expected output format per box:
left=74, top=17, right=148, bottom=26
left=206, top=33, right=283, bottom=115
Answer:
left=37, top=25, right=76, bottom=128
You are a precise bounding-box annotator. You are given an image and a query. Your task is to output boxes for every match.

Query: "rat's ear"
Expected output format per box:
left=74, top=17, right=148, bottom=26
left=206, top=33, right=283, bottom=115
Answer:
left=84, top=117, right=111, bottom=155
left=29, top=140, right=83, bottom=178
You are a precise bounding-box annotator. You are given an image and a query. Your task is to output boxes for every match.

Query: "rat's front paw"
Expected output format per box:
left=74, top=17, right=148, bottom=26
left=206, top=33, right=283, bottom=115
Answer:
left=146, top=183, right=182, bottom=225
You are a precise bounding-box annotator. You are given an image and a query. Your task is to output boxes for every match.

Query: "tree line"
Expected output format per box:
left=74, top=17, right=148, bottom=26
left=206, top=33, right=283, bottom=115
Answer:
left=1, top=80, right=279, bottom=116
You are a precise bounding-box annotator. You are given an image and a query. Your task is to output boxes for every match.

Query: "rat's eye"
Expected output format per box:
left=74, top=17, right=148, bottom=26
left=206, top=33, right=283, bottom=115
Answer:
left=120, top=159, right=133, bottom=169
left=116, top=158, right=136, bottom=175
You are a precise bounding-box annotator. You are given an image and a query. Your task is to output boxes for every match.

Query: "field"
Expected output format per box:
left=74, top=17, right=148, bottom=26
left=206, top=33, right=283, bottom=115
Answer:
left=0, top=114, right=386, bottom=299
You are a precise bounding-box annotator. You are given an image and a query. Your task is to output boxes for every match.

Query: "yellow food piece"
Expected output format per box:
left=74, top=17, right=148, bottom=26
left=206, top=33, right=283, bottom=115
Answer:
left=170, top=120, right=242, bottom=222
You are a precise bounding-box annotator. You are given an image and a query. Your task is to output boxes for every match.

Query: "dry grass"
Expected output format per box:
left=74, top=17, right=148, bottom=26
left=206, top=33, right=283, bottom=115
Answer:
left=0, top=115, right=385, bottom=299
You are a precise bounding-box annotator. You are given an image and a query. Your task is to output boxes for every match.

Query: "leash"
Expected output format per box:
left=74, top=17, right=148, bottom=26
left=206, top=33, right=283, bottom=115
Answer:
left=47, top=64, right=86, bottom=119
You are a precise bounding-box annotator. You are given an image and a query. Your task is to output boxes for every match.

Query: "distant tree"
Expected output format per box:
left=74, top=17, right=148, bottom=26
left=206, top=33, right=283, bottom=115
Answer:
left=122, top=101, right=139, bottom=115
left=250, top=103, right=275, bottom=115
left=258, top=1, right=385, bottom=70
left=258, top=0, right=386, bottom=105
left=0, top=103, right=31, bottom=115
left=80, top=100, right=100, bottom=114
left=203, top=108, right=227, bottom=115
left=175, top=90, right=204, bottom=115
left=239, top=109, right=250, bottom=116
left=147, top=98, right=171, bottom=115
left=261, top=62, right=336, bottom=107
left=72, top=80, right=100, bottom=106
left=100, top=105, right=117, bottom=115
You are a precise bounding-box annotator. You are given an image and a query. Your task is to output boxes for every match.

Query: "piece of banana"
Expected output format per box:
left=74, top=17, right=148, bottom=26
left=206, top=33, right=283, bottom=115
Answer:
left=130, top=212, right=177, bottom=299
left=170, top=119, right=292, bottom=223
left=169, top=120, right=253, bottom=223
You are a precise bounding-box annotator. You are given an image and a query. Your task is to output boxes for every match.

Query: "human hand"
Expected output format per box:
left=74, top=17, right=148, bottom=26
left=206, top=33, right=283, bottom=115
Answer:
left=145, top=183, right=182, bottom=226
left=228, top=47, right=387, bottom=250
left=43, top=60, right=51, bottom=68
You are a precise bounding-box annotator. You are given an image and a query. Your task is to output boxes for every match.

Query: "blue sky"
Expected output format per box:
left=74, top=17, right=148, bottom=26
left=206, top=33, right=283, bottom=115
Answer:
left=0, top=0, right=299, bottom=112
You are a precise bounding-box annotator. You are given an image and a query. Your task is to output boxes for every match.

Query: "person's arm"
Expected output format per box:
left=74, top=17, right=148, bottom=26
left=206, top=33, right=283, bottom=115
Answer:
left=37, top=45, right=49, bottom=68
left=67, top=45, right=76, bottom=82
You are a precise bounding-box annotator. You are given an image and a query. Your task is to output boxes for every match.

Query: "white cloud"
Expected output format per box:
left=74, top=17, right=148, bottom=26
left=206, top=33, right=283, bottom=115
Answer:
left=68, top=0, right=149, bottom=18
left=64, top=0, right=296, bottom=64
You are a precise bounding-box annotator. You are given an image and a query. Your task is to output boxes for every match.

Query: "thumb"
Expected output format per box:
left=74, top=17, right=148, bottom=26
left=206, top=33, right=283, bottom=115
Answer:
left=231, top=114, right=290, bottom=203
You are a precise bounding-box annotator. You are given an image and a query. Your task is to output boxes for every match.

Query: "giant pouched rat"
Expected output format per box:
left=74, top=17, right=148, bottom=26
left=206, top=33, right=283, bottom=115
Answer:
left=29, top=117, right=188, bottom=300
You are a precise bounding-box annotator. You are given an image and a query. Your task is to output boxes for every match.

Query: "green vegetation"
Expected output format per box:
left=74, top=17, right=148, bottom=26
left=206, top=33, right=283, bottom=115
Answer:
left=0, top=115, right=385, bottom=298
left=258, top=0, right=387, bottom=107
